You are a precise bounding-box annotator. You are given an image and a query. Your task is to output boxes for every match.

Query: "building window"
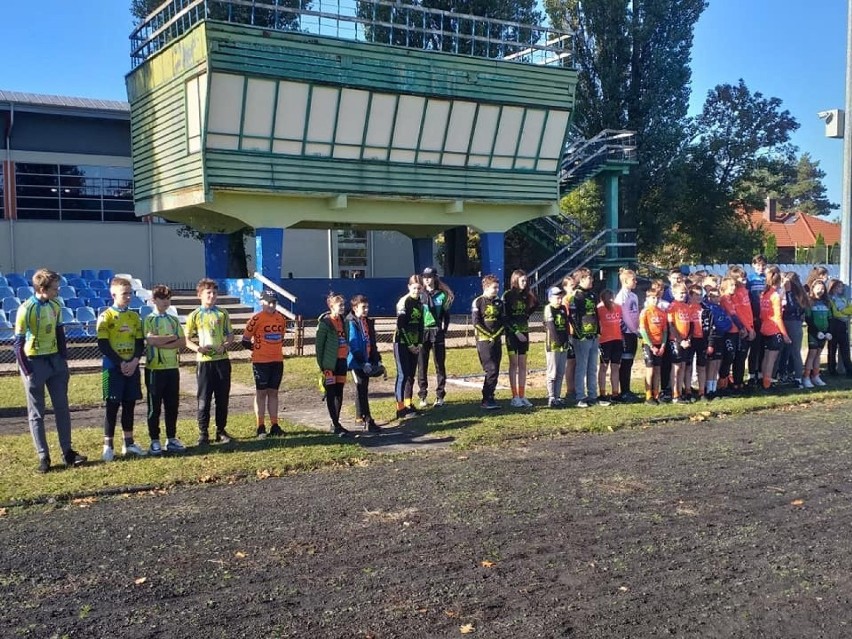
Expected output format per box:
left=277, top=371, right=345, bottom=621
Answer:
left=15, top=163, right=136, bottom=222
left=338, top=229, right=367, bottom=278
left=186, top=73, right=208, bottom=154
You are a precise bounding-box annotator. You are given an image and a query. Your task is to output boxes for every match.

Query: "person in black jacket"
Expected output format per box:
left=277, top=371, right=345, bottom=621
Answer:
left=472, top=274, right=505, bottom=410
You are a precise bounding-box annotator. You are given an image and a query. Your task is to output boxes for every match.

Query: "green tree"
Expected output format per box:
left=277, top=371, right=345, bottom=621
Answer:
left=764, top=233, right=778, bottom=262
left=545, top=0, right=707, bottom=250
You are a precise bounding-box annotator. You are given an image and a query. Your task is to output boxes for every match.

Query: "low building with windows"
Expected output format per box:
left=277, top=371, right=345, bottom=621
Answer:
left=0, top=91, right=416, bottom=287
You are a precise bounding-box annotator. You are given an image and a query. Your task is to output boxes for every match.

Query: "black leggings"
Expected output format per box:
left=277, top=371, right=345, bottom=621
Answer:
left=104, top=400, right=136, bottom=438
left=325, top=382, right=345, bottom=426
left=828, top=319, right=852, bottom=374
left=619, top=334, right=638, bottom=394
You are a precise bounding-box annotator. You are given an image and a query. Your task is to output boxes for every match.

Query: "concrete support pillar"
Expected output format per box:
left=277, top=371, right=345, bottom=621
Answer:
left=479, top=231, right=505, bottom=286
left=411, top=237, right=434, bottom=274
left=603, top=172, right=620, bottom=290
left=203, top=233, right=230, bottom=279
left=255, top=227, right=284, bottom=281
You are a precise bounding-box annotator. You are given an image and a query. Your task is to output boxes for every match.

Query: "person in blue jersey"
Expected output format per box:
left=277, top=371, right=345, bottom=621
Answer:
left=97, top=276, right=145, bottom=461
left=746, top=254, right=767, bottom=384
left=416, top=267, right=454, bottom=408
left=144, top=284, right=187, bottom=454
left=346, top=294, right=383, bottom=433
left=15, top=268, right=86, bottom=473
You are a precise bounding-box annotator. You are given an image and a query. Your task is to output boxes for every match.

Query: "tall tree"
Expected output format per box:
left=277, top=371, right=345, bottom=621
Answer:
left=545, top=0, right=707, bottom=250
left=736, top=152, right=837, bottom=217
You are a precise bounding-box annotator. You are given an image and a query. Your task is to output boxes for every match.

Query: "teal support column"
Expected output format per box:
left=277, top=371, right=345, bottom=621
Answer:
left=603, top=172, right=620, bottom=290
left=255, top=227, right=284, bottom=281
left=203, top=233, right=230, bottom=279
left=412, top=237, right=434, bottom=274
left=480, top=232, right=505, bottom=286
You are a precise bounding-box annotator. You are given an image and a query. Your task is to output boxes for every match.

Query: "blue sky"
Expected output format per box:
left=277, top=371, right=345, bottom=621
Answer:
left=0, top=0, right=848, bottom=214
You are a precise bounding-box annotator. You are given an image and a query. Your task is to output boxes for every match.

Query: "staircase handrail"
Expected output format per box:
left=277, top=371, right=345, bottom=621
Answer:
left=530, top=229, right=609, bottom=288
left=527, top=234, right=586, bottom=284
left=254, top=271, right=298, bottom=320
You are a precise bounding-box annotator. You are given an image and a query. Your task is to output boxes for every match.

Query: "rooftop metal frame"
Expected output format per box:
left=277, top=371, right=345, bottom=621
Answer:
left=130, top=0, right=574, bottom=69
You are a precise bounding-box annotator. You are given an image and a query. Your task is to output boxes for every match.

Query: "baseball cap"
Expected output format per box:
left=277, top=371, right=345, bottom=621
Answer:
left=259, top=289, right=277, bottom=303
left=422, top=266, right=437, bottom=277
left=547, top=286, right=564, bottom=297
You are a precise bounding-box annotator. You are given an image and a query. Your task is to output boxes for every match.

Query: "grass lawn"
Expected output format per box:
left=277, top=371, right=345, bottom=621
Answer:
left=2, top=344, right=851, bottom=506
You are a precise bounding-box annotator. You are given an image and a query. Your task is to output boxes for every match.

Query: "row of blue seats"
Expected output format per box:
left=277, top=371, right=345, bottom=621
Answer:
left=0, top=269, right=116, bottom=289
left=0, top=281, right=111, bottom=298
left=2, top=295, right=148, bottom=313
left=0, top=303, right=156, bottom=327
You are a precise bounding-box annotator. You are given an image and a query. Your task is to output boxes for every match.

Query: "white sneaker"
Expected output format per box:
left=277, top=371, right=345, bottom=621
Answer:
left=122, top=442, right=147, bottom=457
left=418, top=399, right=429, bottom=409
left=802, top=377, right=814, bottom=389
left=102, top=445, right=114, bottom=462
left=812, top=375, right=827, bottom=387
left=434, top=398, right=445, bottom=407
left=149, top=440, right=163, bottom=456
left=520, top=397, right=533, bottom=407
left=509, top=397, right=524, bottom=408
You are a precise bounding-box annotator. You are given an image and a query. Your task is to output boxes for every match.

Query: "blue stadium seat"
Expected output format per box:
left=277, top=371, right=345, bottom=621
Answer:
left=0, top=286, right=14, bottom=300
left=81, top=269, right=98, bottom=281
left=24, top=269, right=36, bottom=280
left=58, top=275, right=68, bottom=286
left=16, top=286, right=34, bottom=300
left=76, top=289, right=95, bottom=302
left=67, top=277, right=86, bottom=289
left=139, top=305, right=153, bottom=320
left=0, top=326, right=14, bottom=344
left=64, top=323, right=87, bottom=339
left=76, top=307, right=97, bottom=325
left=59, top=307, right=75, bottom=325
left=97, top=306, right=110, bottom=316
left=64, top=298, right=85, bottom=310
left=98, top=269, right=115, bottom=282
left=59, top=286, right=76, bottom=299
left=97, top=297, right=113, bottom=309
left=0, top=276, right=7, bottom=288
left=0, top=309, right=6, bottom=323
left=89, top=280, right=108, bottom=291
left=6, top=274, right=27, bottom=289
left=2, top=297, right=20, bottom=314
left=129, top=297, right=146, bottom=311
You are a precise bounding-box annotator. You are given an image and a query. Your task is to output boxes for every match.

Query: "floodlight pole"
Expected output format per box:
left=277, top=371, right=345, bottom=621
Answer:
left=843, top=0, right=852, bottom=284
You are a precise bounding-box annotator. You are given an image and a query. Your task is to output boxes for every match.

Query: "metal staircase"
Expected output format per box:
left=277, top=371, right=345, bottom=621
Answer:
left=529, top=228, right=636, bottom=297
left=559, top=129, right=637, bottom=192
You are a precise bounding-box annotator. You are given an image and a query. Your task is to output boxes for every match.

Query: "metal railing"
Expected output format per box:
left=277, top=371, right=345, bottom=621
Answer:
left=131, top=0, right=574, bottom=69
left=254, top=271, right=298, bottom=320
left=529, top=228, right=637, bottom=297
left=559, top=129, right=637, bottom=191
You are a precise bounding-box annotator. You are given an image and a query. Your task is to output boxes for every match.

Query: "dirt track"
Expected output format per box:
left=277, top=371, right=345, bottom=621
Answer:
left=3, top=400, right=852, bottom=638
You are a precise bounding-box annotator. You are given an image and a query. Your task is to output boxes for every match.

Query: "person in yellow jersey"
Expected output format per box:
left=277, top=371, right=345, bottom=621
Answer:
left=143, top=285, right=187, bottom=455
left=15, top=268, right=86, bottom=473
left=185, top=278, right=235, bottom=446
left=97, top=276, right=145, bottom=461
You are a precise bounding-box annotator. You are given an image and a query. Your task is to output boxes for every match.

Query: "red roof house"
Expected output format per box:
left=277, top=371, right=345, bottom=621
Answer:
left=747, top=199, right=841, bottom=263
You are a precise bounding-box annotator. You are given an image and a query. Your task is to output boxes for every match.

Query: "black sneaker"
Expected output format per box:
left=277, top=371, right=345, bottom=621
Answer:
left=269, top=424, right=285, bottom=437
left=37, top=457, right=51, bottom=474
left=480, top=399, right=500, bottom=410
left=215, top=430, right=234, bottom=444
left=63, top=449, right=87, bottom=468
left=365, top=418, right=380, bottom=433
left=197, top=434, right=210, bottom=447
left=256, top=425, right=268, bottom=439
left=332, top=422, right=351, bottom=437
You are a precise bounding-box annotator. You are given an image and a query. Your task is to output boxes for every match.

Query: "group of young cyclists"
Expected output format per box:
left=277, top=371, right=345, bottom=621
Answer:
left=16, top=256, right=850, bottom=469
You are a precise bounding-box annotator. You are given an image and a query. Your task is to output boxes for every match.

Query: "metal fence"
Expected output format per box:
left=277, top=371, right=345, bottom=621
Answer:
left=131, top=0, right=573, bottom=68
left=0, top=313, right=546, bottom=373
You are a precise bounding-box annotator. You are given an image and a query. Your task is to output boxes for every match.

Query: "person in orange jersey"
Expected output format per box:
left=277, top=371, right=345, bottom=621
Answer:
left=639, top=282, right=668, bottom=405
left=596, top=289, right=622, bottom=405
left=242, top=290, right=287, bottom=439
left=666, top=283, right=694, bottom=403
left=758, top=266, right=792, bottom=391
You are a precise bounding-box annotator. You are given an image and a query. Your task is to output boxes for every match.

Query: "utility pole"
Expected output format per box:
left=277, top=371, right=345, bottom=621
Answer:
left=843, top=0, right=852, bottom=284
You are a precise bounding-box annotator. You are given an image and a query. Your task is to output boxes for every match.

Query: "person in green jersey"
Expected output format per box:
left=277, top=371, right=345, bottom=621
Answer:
left=503, top=269, right=537, bottom=408
left=185, top=278, right=235, bottom=446
left=97, top=277, right=145, bottom=461
left=15, top=268, right=86, bottom=473
left=144, top=285, right=187, bottom=455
